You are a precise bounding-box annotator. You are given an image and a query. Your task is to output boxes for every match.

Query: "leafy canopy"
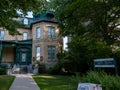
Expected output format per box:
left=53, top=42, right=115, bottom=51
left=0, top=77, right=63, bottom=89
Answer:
left=50, top=0, right=120, bottom=45
left=0, top=0, right=48, bottom=35
left=47, top=0, right=120, bottom=73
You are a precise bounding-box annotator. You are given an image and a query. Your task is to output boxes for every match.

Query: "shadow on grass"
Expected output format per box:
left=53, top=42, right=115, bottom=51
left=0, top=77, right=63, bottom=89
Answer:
left=33, top=74, right=76, bottom=90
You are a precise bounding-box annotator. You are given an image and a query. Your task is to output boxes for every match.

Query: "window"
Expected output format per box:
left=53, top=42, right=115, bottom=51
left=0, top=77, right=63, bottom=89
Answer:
left=48, top=26, right=56, bottom=38
left=21, top=53, right=26, bottom=62
left=23, top=32, right=28, bottom=40
left=48, top=46, right=56, bottom=61
left=36, top=27, right=41, bottom=39
left=36, top=46, right=40, bottom=61
left=23, top=18, right=28, bottom=25
left=0, top=30, right=5, bottom=40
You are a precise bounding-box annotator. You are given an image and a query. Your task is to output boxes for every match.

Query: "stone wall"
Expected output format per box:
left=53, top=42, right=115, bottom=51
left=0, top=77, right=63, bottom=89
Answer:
left=32, top=22, right=61, bottom=69
left=0, top=28, right=32, bottom=41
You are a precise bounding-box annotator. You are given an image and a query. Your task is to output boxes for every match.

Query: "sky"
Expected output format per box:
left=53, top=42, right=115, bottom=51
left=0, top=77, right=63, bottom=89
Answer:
left=26, top=12, right=33, bottom=18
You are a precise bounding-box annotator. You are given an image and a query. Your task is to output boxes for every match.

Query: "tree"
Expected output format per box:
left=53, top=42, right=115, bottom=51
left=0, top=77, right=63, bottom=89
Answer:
left=0, top=0, right=48, bottom=35
left=57, top=36, right=112, bottom=73
left=47, top=0, right=120, bottom=73
left=50, top=0, right=120, bottom=45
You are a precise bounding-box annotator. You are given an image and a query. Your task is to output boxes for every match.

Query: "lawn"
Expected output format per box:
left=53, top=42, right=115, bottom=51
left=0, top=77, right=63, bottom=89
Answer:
left=0, top=75, right=15, bottom=90
left=33, top=74, right=76, bottom=90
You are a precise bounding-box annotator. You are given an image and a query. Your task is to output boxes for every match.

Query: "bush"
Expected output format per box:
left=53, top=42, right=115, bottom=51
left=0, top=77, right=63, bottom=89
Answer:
left=69, top=71, right=120, bottom=90
left=48, top=64, right=61, bottom=74
left=38, top=64, right=46, bottom=73
left=0, top=67, right=6, bottom=75
left=57, top=40, right=113, bottom=75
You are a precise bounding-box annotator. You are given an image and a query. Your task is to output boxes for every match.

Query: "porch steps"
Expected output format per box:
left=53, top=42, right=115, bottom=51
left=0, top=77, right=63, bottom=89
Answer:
left=12, top=65, right=33, bottom=74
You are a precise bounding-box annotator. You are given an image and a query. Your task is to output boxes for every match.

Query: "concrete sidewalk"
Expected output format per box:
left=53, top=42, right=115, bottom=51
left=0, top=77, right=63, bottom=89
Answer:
left=9, top=74, right=40, bottom=90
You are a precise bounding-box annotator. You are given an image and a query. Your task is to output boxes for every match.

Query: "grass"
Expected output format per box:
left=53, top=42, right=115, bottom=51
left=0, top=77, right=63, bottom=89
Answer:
left=0, top=75, right=15, bottom=90
left=33, top=74, right=75, bottom=90
left=33, top=72, right=120, bottom=90
left=69, top=71, right=120, bottom=90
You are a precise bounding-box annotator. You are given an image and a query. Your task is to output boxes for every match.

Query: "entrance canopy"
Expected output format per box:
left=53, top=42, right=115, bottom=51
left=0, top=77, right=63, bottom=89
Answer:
left=0, top=39, right=32, bottom=65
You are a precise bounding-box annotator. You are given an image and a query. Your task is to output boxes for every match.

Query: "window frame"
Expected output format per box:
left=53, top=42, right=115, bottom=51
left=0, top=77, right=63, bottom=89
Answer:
left=47, top=46, right=56, bottom=61
left=0, top=30, right=5, bottom=40
left=36, top=27, right=41, bottom=39
left=36, top=46, right=40, bottom=61
left=23, top=32, right=28, bottom=40
left=23, top=18, right=29, bottom=25
left=48, top=26, right=56, bottom=38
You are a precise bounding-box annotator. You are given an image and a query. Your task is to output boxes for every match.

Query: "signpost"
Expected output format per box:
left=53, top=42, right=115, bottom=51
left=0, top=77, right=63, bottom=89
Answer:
left=94, top=58, right=118, bottom=75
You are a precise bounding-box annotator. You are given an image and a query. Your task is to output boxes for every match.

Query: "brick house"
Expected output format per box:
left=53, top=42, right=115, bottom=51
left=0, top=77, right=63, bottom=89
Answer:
left=0, top=11, right=62, bottom=70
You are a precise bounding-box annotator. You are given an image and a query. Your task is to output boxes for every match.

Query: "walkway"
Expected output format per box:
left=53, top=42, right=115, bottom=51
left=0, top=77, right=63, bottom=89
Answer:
left=9, top=74, right=40, bottom=90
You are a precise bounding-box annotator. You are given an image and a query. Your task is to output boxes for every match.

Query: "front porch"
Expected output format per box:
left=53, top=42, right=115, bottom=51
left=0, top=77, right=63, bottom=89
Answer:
left=2, top=46, right=15, bottom=64
left=0, top=40, right=32, bottom=66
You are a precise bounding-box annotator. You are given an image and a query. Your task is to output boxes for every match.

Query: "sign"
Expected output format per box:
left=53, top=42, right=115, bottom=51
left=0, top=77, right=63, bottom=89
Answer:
left=93, top=58, right=118, bottom=75
left=77, top=83, right=102, bottom=90
left=94, top=58, right=115, bottom=68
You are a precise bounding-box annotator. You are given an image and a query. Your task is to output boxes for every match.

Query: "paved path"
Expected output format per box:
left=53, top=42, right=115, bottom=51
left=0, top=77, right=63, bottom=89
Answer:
left=9, top=74, right=40, bottom=90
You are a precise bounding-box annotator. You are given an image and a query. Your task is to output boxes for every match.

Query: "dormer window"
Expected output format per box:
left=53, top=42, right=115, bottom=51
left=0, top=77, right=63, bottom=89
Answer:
left=23, top=18, right=28, bottom=25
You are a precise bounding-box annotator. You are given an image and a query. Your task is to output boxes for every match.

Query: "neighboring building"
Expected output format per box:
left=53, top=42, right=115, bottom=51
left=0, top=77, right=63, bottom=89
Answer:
left=0, top=11, right=62, bottom=70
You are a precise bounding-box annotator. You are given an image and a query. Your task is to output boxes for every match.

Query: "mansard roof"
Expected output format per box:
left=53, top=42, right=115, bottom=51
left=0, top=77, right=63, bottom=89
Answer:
left=19, top=10, right=58, bottom=29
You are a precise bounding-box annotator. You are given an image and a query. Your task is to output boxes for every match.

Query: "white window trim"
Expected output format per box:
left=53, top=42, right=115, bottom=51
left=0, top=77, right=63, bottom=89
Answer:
left=23, top=18, right=28, bottom=25
left=36, top=46, right=40, bottom=61
left=23, top=32, right=28, bottom=40
left=0, top=30, right=5, bottom=40
left=48, top=46, right=56, bottom=61
left=36, top=27, right=41, bottom=39
left=48, top=26, right=56, bottom=38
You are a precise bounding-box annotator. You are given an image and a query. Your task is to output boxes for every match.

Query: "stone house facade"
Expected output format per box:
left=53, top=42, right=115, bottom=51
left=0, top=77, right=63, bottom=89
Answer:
left=0, top=11, right=62, bottom=70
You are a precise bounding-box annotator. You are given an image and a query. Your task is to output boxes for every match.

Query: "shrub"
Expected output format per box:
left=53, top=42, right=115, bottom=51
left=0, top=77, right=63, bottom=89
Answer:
left=0, top=67, right=6, bottom=75
left=38, top=64, right=46, bottom=73
left=48, top=64, right=61, bottom=74
left=57, top=39, right=113, bottom=74
left=69, top=71, right=120, bottom=90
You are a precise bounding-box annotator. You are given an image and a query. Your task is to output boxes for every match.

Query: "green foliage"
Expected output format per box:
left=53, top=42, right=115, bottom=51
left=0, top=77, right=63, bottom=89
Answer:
left=113, top=48, right=120, bottom=75
left=57, top=37, right=113, bottom=74
left=33, top=74, right=72, bottom=90
left=0, top=67, right=6, bottom=75
left=47, top=0, right=120, bottom=74
left=50, top=0, right=120, bottom=45
left=38, top=63, right=46, bottom=73
left=0, top=65, right=7, bottom=75
left=33, top=71, right=120, bottom=90
left=0, top=0, right=46, bottom=35
left=48, top=64, right=61, bottom=74
left=70, top=71, right=120, bottom=90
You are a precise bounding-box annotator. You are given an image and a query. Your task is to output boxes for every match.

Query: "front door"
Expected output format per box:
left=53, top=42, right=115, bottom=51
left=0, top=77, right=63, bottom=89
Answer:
left=20, top=52, right=27, bottom=65
left=15, top=47, right=31, bottom=65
